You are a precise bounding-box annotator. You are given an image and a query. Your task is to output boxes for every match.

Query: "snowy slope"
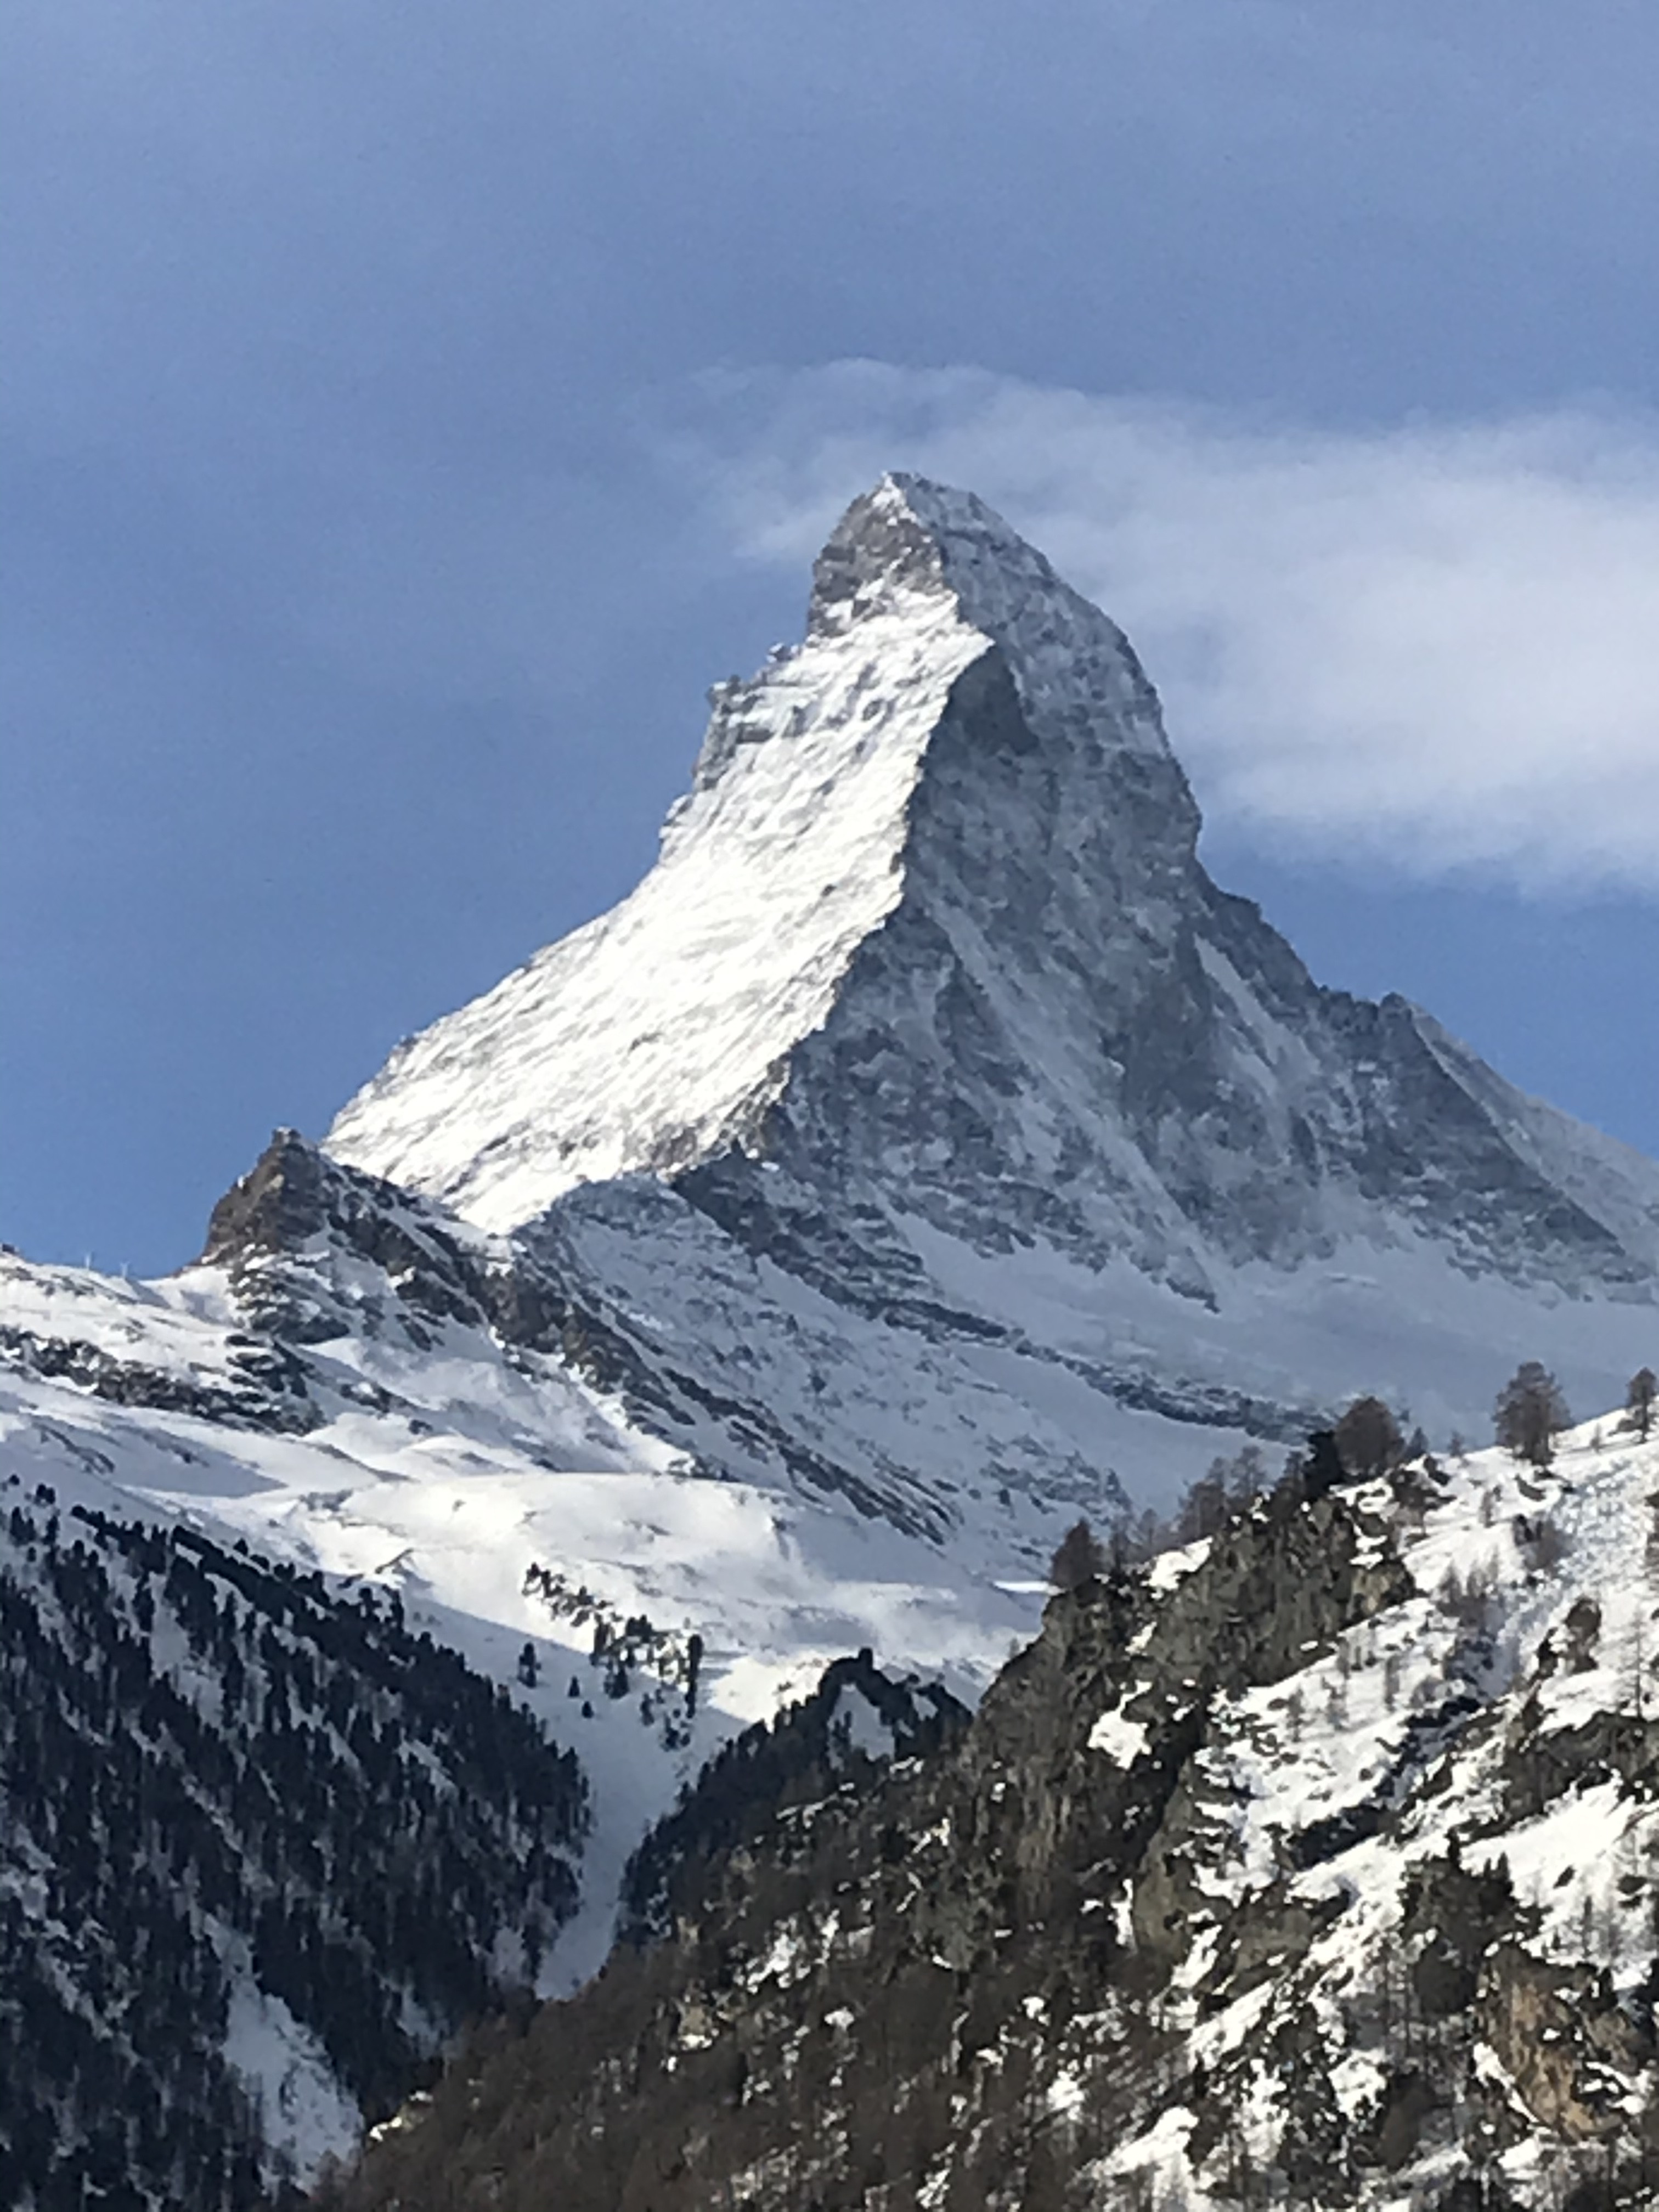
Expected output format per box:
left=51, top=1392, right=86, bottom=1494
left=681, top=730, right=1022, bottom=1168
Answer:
left=326, top=473, right=1659, bottom=1478
left=330, top=1406, right=1659, bottom=2212
left=0, top=1202, right=1044, bottom=2196
left=0, top=1205, right=1040, bottom=2001
left=1075, top=1412, right=1659, bottom=2208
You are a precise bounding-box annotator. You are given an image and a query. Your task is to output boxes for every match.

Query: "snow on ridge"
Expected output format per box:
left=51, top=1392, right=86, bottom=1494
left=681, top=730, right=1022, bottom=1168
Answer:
left=324, top=473, right=1171, bottom=1234
left=880, top=473, right=1177, bottom=770
left=1085, top=1413, right=1659, bottom=2209
left=325, top=587, right=983, bottom=1227
left=1407, top=1005, right=1659, bottom=1272
left=318, top=472, right=1659, bottom=1495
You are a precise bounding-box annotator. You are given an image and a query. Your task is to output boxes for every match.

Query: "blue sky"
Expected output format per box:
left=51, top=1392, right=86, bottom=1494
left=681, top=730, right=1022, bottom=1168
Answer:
left=5, top=2, right=1657, bottom=1273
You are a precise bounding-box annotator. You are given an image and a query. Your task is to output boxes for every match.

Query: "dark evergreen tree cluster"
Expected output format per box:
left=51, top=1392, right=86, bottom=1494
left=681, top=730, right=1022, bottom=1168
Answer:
left=524, top=1562, right=704, bottom=1742
left=1495, top=1360, right=1571, bottom=1468
left=0, top=1487, right=588, bottom=2209
left=1628, top=1364, right=1656, bottom=1443
left=618, top=1652, right=967, bottom=1947
left=1158, top=1403, right=1422, bottom=1558
left=1047, top=1517, right=1107, bottom=1591
left=1056, top=1411, right=1404, bottom=1586
left=1333, top=1393, right=1404, bottom=1481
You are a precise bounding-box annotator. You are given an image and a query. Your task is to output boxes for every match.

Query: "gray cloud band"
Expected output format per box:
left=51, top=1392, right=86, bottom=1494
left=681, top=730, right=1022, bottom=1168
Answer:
left=664, top=363, right=1659, bottom=891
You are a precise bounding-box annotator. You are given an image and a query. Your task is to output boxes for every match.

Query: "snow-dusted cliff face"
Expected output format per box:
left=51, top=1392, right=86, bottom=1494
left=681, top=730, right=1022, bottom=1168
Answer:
left=328, top=473, right=1659, bottom=1471
left=326, top=481, right=1001, bottom=1222
left=327, top=477, right=1184, bottom=1227
left=329, top=1416, right=1659, bottom=2212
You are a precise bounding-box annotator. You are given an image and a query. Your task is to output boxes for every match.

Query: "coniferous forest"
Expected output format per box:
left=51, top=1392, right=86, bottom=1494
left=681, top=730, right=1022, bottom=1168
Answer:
left=0, top=1483, right=586, bottom=2210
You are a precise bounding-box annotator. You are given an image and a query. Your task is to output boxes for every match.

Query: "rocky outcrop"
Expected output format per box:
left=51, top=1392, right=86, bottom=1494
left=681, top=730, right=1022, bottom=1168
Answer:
left=313, top=1419, right=1659, bottom=2209
left=201, top=1128, right=675, bottom=1418
left=0, top=1314, right=315, bottom=1432
left=1480, top=1944, right=1650, bottom=2143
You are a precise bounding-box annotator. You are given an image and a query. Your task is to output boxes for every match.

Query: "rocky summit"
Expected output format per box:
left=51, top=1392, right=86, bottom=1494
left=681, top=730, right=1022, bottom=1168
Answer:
left=3, top=476, right=1659, bottom=2207
left=329, top=473, right=1659, bottom=1518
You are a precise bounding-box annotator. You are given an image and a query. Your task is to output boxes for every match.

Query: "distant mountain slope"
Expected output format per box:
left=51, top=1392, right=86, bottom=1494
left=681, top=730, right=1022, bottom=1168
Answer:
left=0, top=1494, right=584, bottom=2209
left=0, top=1161, right=1034, bottom=2192
left=320, top=1416, right=1659, bottom=2212
left=328, top=473, right=1659, bottom=1483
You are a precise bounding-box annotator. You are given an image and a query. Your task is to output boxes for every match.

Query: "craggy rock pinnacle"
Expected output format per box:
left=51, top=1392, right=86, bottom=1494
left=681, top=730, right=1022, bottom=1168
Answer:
left=319, top=473, right=1659, bottom=1519
left=203, top=1126, right=333, bottom=1262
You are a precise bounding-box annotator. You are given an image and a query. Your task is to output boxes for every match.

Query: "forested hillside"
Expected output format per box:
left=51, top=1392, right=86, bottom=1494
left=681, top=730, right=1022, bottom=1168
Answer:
left=0, top=1493, right=586, bottom=2209
left=318, top=1416, right=1659, bottom=2211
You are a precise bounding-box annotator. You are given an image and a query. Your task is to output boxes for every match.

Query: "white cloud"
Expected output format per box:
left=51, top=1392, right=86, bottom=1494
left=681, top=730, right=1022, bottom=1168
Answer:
left=664, top=363, right=1659, bottom=892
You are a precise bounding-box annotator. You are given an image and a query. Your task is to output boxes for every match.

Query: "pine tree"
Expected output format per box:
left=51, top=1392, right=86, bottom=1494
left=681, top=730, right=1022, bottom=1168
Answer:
left=1048, top=1519, right=1105, bottom=1591
left=1629, top=1366, right=1657, bottom=1442
left=1333, top=1396, right=1403, bottom=1481
left=1494, top=1361, right=1570, bottom=1469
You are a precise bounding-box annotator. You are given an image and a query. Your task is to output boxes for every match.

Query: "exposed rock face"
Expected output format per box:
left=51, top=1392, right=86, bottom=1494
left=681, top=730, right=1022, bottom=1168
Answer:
left=1478, top=1944, right=1645, bottom=2146
left=0, top=1311, right=314, bottom=1433
left=324, top=474, right=1659, bottom=1512
left=317, top=1424, right=1659, bottom=2212
left=206, top=1128, right=597, bottom=1368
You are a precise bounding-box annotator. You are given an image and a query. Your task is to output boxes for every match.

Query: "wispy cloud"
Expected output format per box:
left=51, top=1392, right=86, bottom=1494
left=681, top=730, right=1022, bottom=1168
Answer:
left=664, top=363, right=1659, bottom=893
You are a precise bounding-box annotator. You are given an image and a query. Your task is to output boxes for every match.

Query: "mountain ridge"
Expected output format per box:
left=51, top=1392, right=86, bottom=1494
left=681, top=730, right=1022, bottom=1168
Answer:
left=325, top=471, right=1659, bottom=1486
left=320, top=1413, right=1659, bottom=2212
left=3, top=472, right=1659, bottom=2203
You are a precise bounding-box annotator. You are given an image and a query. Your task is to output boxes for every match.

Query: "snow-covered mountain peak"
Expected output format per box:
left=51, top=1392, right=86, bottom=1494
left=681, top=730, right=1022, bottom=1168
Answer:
left=810, top=472, right=1179, bottom=772
left=805, top=471, right=1071, bottom=645
left=324, top=478, right=1659, bottom=1489
left=803, top=471, right=956, bottom=634
left=325, top=475, right=1193, bottom=1230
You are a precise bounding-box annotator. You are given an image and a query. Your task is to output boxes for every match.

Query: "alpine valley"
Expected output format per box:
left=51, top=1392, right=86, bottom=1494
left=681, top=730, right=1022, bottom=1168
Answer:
left=5, top=476, right=1659, bottom=2210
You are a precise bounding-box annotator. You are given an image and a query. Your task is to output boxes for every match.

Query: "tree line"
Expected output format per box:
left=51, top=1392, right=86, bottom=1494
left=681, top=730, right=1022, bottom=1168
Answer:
left=1050, top=1358, right=1657, bottom=1589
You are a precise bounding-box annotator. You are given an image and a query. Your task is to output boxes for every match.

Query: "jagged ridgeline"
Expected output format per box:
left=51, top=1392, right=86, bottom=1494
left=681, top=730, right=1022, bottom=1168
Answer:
left=0, top=1490, right=585, bottom=2210
left=319, top=1427, right=1659, bottom=2212
left=324, top=472, right=1659, bottom=1488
